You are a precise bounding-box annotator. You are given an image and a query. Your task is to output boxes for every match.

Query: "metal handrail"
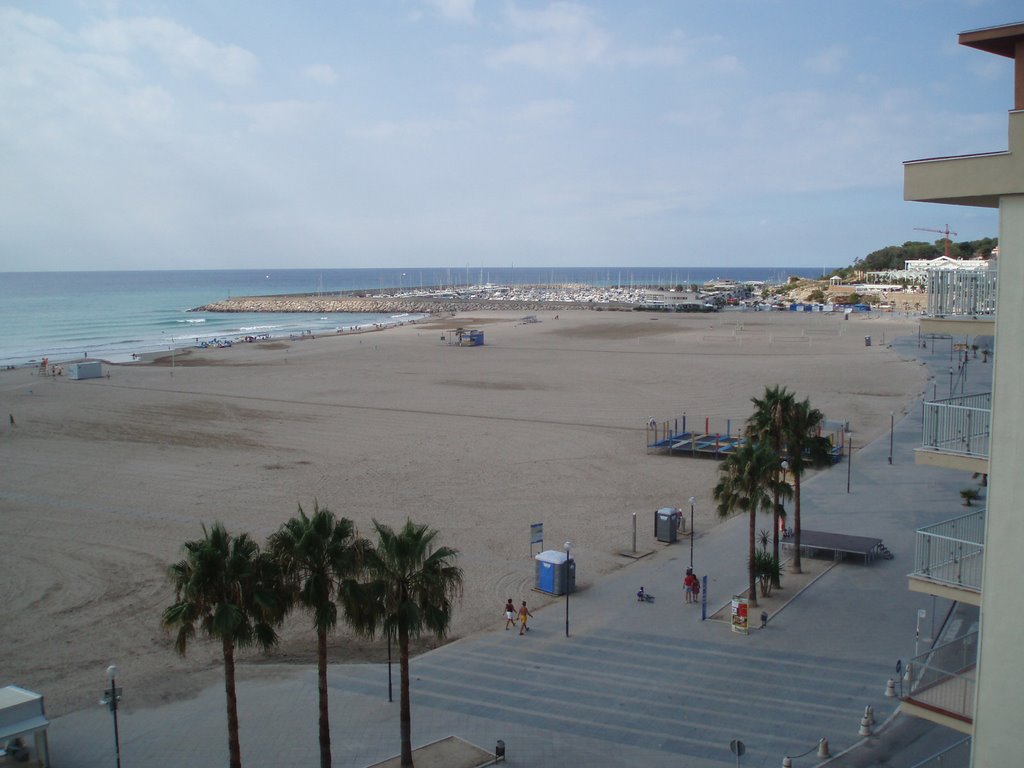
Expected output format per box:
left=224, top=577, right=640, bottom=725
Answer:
left=904, top=631, right=978, bottom=721
left=909, top=736, right=971, bottom=768
left=921, top=393, right=991, bottom=458
left=911, top=509, right=985, bottom=591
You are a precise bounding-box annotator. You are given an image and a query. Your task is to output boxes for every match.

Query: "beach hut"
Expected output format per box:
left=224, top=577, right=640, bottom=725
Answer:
left=0, top=686, right=51, bottom=766
left=68, top=361, right=102, bottom=380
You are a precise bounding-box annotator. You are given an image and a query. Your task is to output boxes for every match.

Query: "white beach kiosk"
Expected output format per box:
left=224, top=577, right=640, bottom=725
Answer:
left=0, top=686, right=51, bottom=766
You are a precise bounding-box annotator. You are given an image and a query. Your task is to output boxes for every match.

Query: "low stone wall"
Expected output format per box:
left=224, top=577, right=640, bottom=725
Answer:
left=192, top=296, right=631, bottom=314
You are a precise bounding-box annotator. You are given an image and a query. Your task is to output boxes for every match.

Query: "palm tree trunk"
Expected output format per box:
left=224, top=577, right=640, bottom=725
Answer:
left=399, top=626, right=414, bottom=767
left=317, top=628, right=331, bottom=768
left=793, top=473, right=803, bottom=573
left=222, top=637, right=242, bottom=768
left=747, top=510, right=758, bottom=607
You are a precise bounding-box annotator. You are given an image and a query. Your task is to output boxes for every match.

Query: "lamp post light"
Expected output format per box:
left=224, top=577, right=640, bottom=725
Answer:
left=889, top=411, right=895, bottom=465
left=564, top=541, right=572, bottom=638
left=688, top=496, right=696, bottom=570
left=101, top=665, right=123, bottom=768
left=846, top=431, right=853, bottom=494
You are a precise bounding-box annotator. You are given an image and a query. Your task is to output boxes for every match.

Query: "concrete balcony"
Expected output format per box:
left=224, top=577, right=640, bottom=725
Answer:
left=901, top=630, right=977, bottom=734
left=914, top=393, right=991, bottom=475
left=908, top=509, right=984, bottom=605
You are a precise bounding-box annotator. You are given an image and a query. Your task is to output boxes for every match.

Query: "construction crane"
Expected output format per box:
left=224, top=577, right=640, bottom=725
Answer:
left=914, top=225, right=958, bottom=259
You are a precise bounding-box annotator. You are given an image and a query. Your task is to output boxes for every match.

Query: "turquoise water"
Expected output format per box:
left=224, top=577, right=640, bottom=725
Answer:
left=0, top=266, right=831, bottom=367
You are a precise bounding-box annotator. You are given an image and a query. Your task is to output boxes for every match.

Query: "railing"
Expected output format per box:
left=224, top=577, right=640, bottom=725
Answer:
left=926, top=266, right=997, bottom=317
left=909, top=736, right=971, bottom=768
left=911, top=509, right=985, bottom=592
left=921, top=393, right=991, bottom=458
left=904, top=630, right=978, bottom=723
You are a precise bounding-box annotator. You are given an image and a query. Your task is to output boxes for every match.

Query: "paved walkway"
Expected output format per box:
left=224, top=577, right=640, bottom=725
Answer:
left=49, top=331, right=979, bottom=767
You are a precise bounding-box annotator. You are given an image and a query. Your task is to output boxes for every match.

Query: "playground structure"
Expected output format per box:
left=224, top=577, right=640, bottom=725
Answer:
left=442, top=328, right=485, bottom=347
left=646, top=413, right=846, bottom=463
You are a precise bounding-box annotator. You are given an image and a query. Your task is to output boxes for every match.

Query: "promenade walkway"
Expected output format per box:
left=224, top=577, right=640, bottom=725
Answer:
left=48, top=330, right=977, bottom=767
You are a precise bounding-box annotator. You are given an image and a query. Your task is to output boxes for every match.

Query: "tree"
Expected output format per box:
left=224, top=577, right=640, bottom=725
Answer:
left=781, top=397, right=833, bottom=574
left=746, top=385, right=795, bottom=586
left=269, top=502, right=367, bottom=768
left=344, top=520, right=463, bottom=767
left=163, top=523, right=285, bottom=768
left=713, top=442, right=786, bottom=607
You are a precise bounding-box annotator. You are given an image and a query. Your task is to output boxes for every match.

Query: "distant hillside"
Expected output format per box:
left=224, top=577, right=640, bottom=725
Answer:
left=831, top=237, right=998, bottom=277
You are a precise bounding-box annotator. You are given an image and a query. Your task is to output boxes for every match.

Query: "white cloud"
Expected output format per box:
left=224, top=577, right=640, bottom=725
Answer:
left=804, top=45, right=847, bottom=75
left=423, top=0, right=477, bottom=24
left=348, top=116, right=458, bottom=142
left=512, top=98, right=575, bottom=124
left=80, top=17, right=258, bottom=86
left=226, top=100, right=326, bottom=135
left=486, top=2, right=609, bottom=76
left=303, top=63, right=338, bottom=85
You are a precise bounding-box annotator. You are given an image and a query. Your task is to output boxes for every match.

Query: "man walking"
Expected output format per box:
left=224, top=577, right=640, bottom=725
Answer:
left=518, top=600, right=534, bottom=635
left=504, top=598, right=517, bottom=630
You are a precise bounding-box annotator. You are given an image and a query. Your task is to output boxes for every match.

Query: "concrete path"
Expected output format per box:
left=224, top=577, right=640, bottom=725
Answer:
left=48, top=330, right=980, bottom=767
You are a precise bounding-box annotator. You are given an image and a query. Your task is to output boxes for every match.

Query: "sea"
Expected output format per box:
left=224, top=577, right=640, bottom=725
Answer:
left=0, top=266, right=833, bottom=368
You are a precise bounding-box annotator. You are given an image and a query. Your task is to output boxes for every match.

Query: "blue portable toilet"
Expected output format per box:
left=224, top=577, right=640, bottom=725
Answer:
left=535, top=550, right=576, bottom=595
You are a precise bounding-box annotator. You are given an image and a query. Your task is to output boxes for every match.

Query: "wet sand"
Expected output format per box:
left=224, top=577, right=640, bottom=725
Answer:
left=0, top=308, right=928, bottom=715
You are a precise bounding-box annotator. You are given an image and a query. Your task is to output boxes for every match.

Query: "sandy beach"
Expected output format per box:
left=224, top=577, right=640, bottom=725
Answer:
left=0, top=308, right=928, bottom=716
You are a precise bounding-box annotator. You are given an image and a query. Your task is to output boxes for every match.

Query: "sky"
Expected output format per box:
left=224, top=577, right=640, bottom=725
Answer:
left=0, top=1, right=1017, bottom=272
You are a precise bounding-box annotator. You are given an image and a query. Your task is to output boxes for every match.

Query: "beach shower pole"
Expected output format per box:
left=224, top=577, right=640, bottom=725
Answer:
left=889, top=411, right=894, bottom=465
left=564, top=541, right=572, bottom=638
left=688, top=496, right=696, bottom=570
left=102, top=665, right=122, bottom=768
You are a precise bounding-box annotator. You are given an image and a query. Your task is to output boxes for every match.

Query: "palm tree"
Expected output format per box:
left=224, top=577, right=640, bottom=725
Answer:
left=344, top=520, right=463, bottom=768
left=269, top=502, right=367, bottom=768
left=713, top=442, right=786, bottom=607
left=162, top=523, right=285, bottom=768
left=781, top=397, right=833, bottom=574
left=746, top=385, right=796, bottom=586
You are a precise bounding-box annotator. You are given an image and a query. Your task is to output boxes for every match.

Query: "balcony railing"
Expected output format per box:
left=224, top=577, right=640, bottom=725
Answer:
left=909, top=736, right=971, bottom=768
left=904, top=630, right=978, bottom=723
left=921, top=393, right=991, bottom=458
left=911, top=509, right=985, bottom=592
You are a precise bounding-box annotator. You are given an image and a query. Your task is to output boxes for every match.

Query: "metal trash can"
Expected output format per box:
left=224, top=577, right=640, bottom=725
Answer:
left=535, top=550, right=576, bottom=595
left=655, top=507, right=680, bottom=543
left=864, top=336, right=872, bottom=347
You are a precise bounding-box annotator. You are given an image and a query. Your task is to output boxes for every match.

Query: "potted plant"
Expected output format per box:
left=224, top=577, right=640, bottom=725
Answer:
left=960, top=487, right=981, bottom=506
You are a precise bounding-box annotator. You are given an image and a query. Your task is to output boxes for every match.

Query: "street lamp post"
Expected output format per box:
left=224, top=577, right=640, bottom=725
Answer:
left=780, top=461, right=789, bottom=532
left=564, top=541, right=572, bottom=638
left=889, top=411, right=894, bottom=465
left=101, top=665, right=122, bottom=768
left=387, top=630, right=393, bottom=703
left=688, top=496, right=696, bottom=570
left=846, top=431, right=853, bottom=494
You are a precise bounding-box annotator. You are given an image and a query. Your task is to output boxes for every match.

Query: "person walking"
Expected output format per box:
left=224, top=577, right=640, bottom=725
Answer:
left=518, top=600, right=534, bottom=635
left=504, top=598, right=517, bottom=630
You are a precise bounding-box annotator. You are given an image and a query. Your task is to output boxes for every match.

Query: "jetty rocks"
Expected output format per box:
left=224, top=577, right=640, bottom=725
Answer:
left=192, top=295, right=633, bottom=315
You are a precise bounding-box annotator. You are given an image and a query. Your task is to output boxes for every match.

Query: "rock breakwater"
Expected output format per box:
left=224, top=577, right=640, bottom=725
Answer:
left=192, top=295, right=631, bottom=314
